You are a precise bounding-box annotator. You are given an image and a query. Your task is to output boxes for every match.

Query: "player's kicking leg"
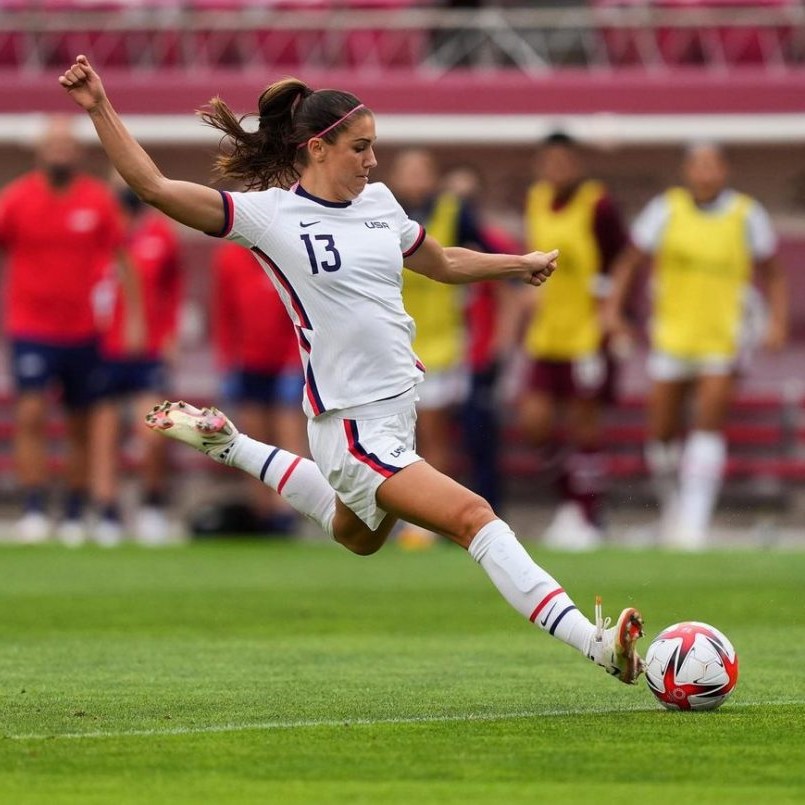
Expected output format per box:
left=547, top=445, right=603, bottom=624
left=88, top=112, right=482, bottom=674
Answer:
left=146, top=401, right=645, bottom=685
left=146, top=400, right=338, bottom=539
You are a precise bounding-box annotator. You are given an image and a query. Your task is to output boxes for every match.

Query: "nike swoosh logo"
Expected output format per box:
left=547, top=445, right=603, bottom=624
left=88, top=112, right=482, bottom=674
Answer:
left=300, top=220, right=320, bottom=228
left=539, top=602, right=557, bottom=627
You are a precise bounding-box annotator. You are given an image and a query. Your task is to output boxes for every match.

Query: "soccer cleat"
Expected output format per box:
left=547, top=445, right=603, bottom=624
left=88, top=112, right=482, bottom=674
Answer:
left=589, top=596, right=645, bottom=685
left=542, top=502, right=603, bottom=551
left=93, top=517, right=125, bottom=548
left=55, top=518, right=87, bottom=548
left=145, top=400, right=240, bottom=465
left=13, top=511, right=51, bottom=544
left=135, top=506, right=173, bottom=546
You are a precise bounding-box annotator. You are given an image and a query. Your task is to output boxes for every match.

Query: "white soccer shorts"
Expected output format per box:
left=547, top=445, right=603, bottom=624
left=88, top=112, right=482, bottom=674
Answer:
left=648, top=350, right=741, bottom=382
left=307, top=403, right=422, bottom=530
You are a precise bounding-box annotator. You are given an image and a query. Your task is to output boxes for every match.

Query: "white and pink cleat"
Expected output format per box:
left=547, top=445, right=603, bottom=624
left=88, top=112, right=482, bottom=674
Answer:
left=145, top=400, right=240, bottom=465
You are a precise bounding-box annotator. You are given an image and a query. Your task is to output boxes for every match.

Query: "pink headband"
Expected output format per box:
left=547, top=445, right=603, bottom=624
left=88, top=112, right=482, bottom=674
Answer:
left=297, top=104, right=366, bottom=149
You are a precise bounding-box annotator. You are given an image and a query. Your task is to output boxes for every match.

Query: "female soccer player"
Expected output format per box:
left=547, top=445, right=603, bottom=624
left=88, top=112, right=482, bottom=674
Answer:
left=59, top=55, right=644, bottom=684
left=604, top=143, right=788, bottom=549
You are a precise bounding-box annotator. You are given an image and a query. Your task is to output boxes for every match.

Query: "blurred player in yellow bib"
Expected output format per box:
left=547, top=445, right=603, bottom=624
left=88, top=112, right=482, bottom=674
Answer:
left=605, top=142, right=788, bottom=549
left=519, top=132, right=629, bottom=550
left=389, top=149, right=497, bottom=548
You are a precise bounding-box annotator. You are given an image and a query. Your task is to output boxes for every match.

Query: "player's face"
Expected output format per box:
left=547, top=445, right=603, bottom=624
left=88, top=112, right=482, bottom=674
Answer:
left=319, top=113, right=378, bottom=201
left=683, top=146, right=728, bottom=203
left=387, top=150, right=438, bottom=205
left=36, top=120, right=82, bottom=173
left=538, top=145, right=582, bottom=192
left=443, top=167, right=481, bottom=202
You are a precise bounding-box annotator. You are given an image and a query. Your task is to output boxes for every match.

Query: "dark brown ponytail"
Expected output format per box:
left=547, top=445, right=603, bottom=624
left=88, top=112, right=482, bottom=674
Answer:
left=199, top=77, right=368, bottom=191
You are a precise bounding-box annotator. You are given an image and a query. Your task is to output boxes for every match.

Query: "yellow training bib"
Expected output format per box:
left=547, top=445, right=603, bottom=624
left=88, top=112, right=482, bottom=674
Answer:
left=653, top=188, right=752, bottom=359
left=523, top=180, right=605, bottom=360
left=402, top=193, right=464, bottom=370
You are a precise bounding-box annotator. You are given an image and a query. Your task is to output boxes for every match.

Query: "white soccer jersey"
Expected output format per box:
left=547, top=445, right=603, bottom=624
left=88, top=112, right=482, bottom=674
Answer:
left=214, top=182, right=426, bottom=417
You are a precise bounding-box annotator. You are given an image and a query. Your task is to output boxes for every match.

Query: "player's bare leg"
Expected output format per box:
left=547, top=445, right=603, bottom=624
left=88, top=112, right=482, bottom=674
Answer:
left=668, top=373, right=733, bottom=549
left=58, top=408, right=92, bottom=546
left=134, top=391, right=174, bottom=544
left=331, top=501, right=397, bottom=555
left=13, top=392, right=51, bottom=543
left=88, top=398, right=125, bottom=546
left=378, top=461, right=645, bottom=684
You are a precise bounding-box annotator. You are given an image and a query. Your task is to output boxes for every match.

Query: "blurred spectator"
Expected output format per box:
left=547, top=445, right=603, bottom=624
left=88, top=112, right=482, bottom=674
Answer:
left=89, top=173, right=180, bottom=546
left=387, top=149, right=494, bottom=547
left=0, top=117, right=139, bottom=545
left=604, top=142, right=788, bottom=549
left=210, top=241, right=307, bottom=536
left=518, top=132, right=628, bottom=550
left=442, top=163, right=522, bottom=513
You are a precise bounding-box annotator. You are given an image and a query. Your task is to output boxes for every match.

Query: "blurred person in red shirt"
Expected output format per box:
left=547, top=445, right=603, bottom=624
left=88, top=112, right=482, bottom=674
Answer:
left=90, top=174, right=182, bottom=546
left=211, top=241, right=306, bottom=535
left=0, top=117, right=141, bottom=545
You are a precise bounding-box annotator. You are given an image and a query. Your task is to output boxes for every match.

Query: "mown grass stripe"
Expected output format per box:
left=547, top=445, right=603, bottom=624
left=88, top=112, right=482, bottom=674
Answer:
left=7, top=699, right=803, bottom=742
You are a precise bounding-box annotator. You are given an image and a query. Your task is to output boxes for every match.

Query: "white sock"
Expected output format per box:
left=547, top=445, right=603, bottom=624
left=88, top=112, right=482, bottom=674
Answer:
left=229, top=435, right=336, bottom=538
left=468, top=519, right=596, bottom=656
left=645, top=439, right=681, bottom=512
left=677, top=430, right=726, bottom=539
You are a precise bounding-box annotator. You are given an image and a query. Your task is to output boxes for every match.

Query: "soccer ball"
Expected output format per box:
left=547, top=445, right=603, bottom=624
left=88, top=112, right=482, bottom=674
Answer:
left=644, top=621, right=739, bottom=711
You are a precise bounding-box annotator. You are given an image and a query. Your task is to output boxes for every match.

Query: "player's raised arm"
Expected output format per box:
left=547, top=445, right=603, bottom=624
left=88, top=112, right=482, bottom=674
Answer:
left=58, top=56, right=225, bottom=235
left=404, top=234, right=558, bottom=287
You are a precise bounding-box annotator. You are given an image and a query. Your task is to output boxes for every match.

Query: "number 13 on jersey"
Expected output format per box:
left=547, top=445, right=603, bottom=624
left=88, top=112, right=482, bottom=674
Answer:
left=301, top=233, right=342, bottom=274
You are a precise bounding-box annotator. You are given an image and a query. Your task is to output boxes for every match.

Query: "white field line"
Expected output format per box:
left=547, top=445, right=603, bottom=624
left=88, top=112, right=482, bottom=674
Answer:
left=5, top=700, right=803, bottom=743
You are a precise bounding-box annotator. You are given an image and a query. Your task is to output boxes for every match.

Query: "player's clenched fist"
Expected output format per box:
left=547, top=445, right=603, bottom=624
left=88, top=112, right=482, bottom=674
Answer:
left=523, top=248, right=559, bottom=287
left=58, top=55, right=107, bottom=112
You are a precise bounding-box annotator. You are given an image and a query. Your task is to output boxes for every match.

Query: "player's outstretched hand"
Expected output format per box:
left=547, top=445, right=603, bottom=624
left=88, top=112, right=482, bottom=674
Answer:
left=58, top=55, right=107, bottom=112
left=522, top=248, right=558, bottom=287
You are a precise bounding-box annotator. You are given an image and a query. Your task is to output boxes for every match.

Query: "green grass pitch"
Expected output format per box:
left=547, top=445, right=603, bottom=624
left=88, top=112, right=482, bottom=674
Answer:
left=1, top=541, right=804, bottom=803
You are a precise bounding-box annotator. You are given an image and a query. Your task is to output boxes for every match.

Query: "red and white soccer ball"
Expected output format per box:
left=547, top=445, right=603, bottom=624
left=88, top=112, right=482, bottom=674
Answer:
left=644, top=621, right=739, bottom=711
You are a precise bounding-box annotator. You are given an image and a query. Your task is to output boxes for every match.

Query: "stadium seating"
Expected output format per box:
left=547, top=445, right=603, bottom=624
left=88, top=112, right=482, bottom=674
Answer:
left=593, top=0, right=799, bottom=69
left=0, top=391, right=802, bottom=499
left=0, top=0, right=800, bottom=73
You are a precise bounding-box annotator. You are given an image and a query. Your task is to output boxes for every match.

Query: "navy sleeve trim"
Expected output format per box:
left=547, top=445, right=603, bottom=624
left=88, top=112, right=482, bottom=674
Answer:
left=205, top=190, right=234, bottom=238
left=402, top=225, right=426, bottom=258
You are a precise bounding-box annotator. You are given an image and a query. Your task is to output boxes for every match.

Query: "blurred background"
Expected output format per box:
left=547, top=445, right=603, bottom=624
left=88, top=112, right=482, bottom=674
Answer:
left=0, top=0, right=803, bottom=548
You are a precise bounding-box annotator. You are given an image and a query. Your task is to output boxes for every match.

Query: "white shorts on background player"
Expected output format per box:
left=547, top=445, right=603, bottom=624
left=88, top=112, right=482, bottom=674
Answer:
left=415, top=365, right=469, bottom=410
left=308, top=389, right=422, bottom=529
left=648, top=285, right=769, bottom=382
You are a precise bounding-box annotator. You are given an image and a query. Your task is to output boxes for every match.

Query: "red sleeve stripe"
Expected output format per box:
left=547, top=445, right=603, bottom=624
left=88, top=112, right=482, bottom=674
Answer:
left=529, top=587, right=565, bottom=623
left=403, top=225, right=426, bottom=258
